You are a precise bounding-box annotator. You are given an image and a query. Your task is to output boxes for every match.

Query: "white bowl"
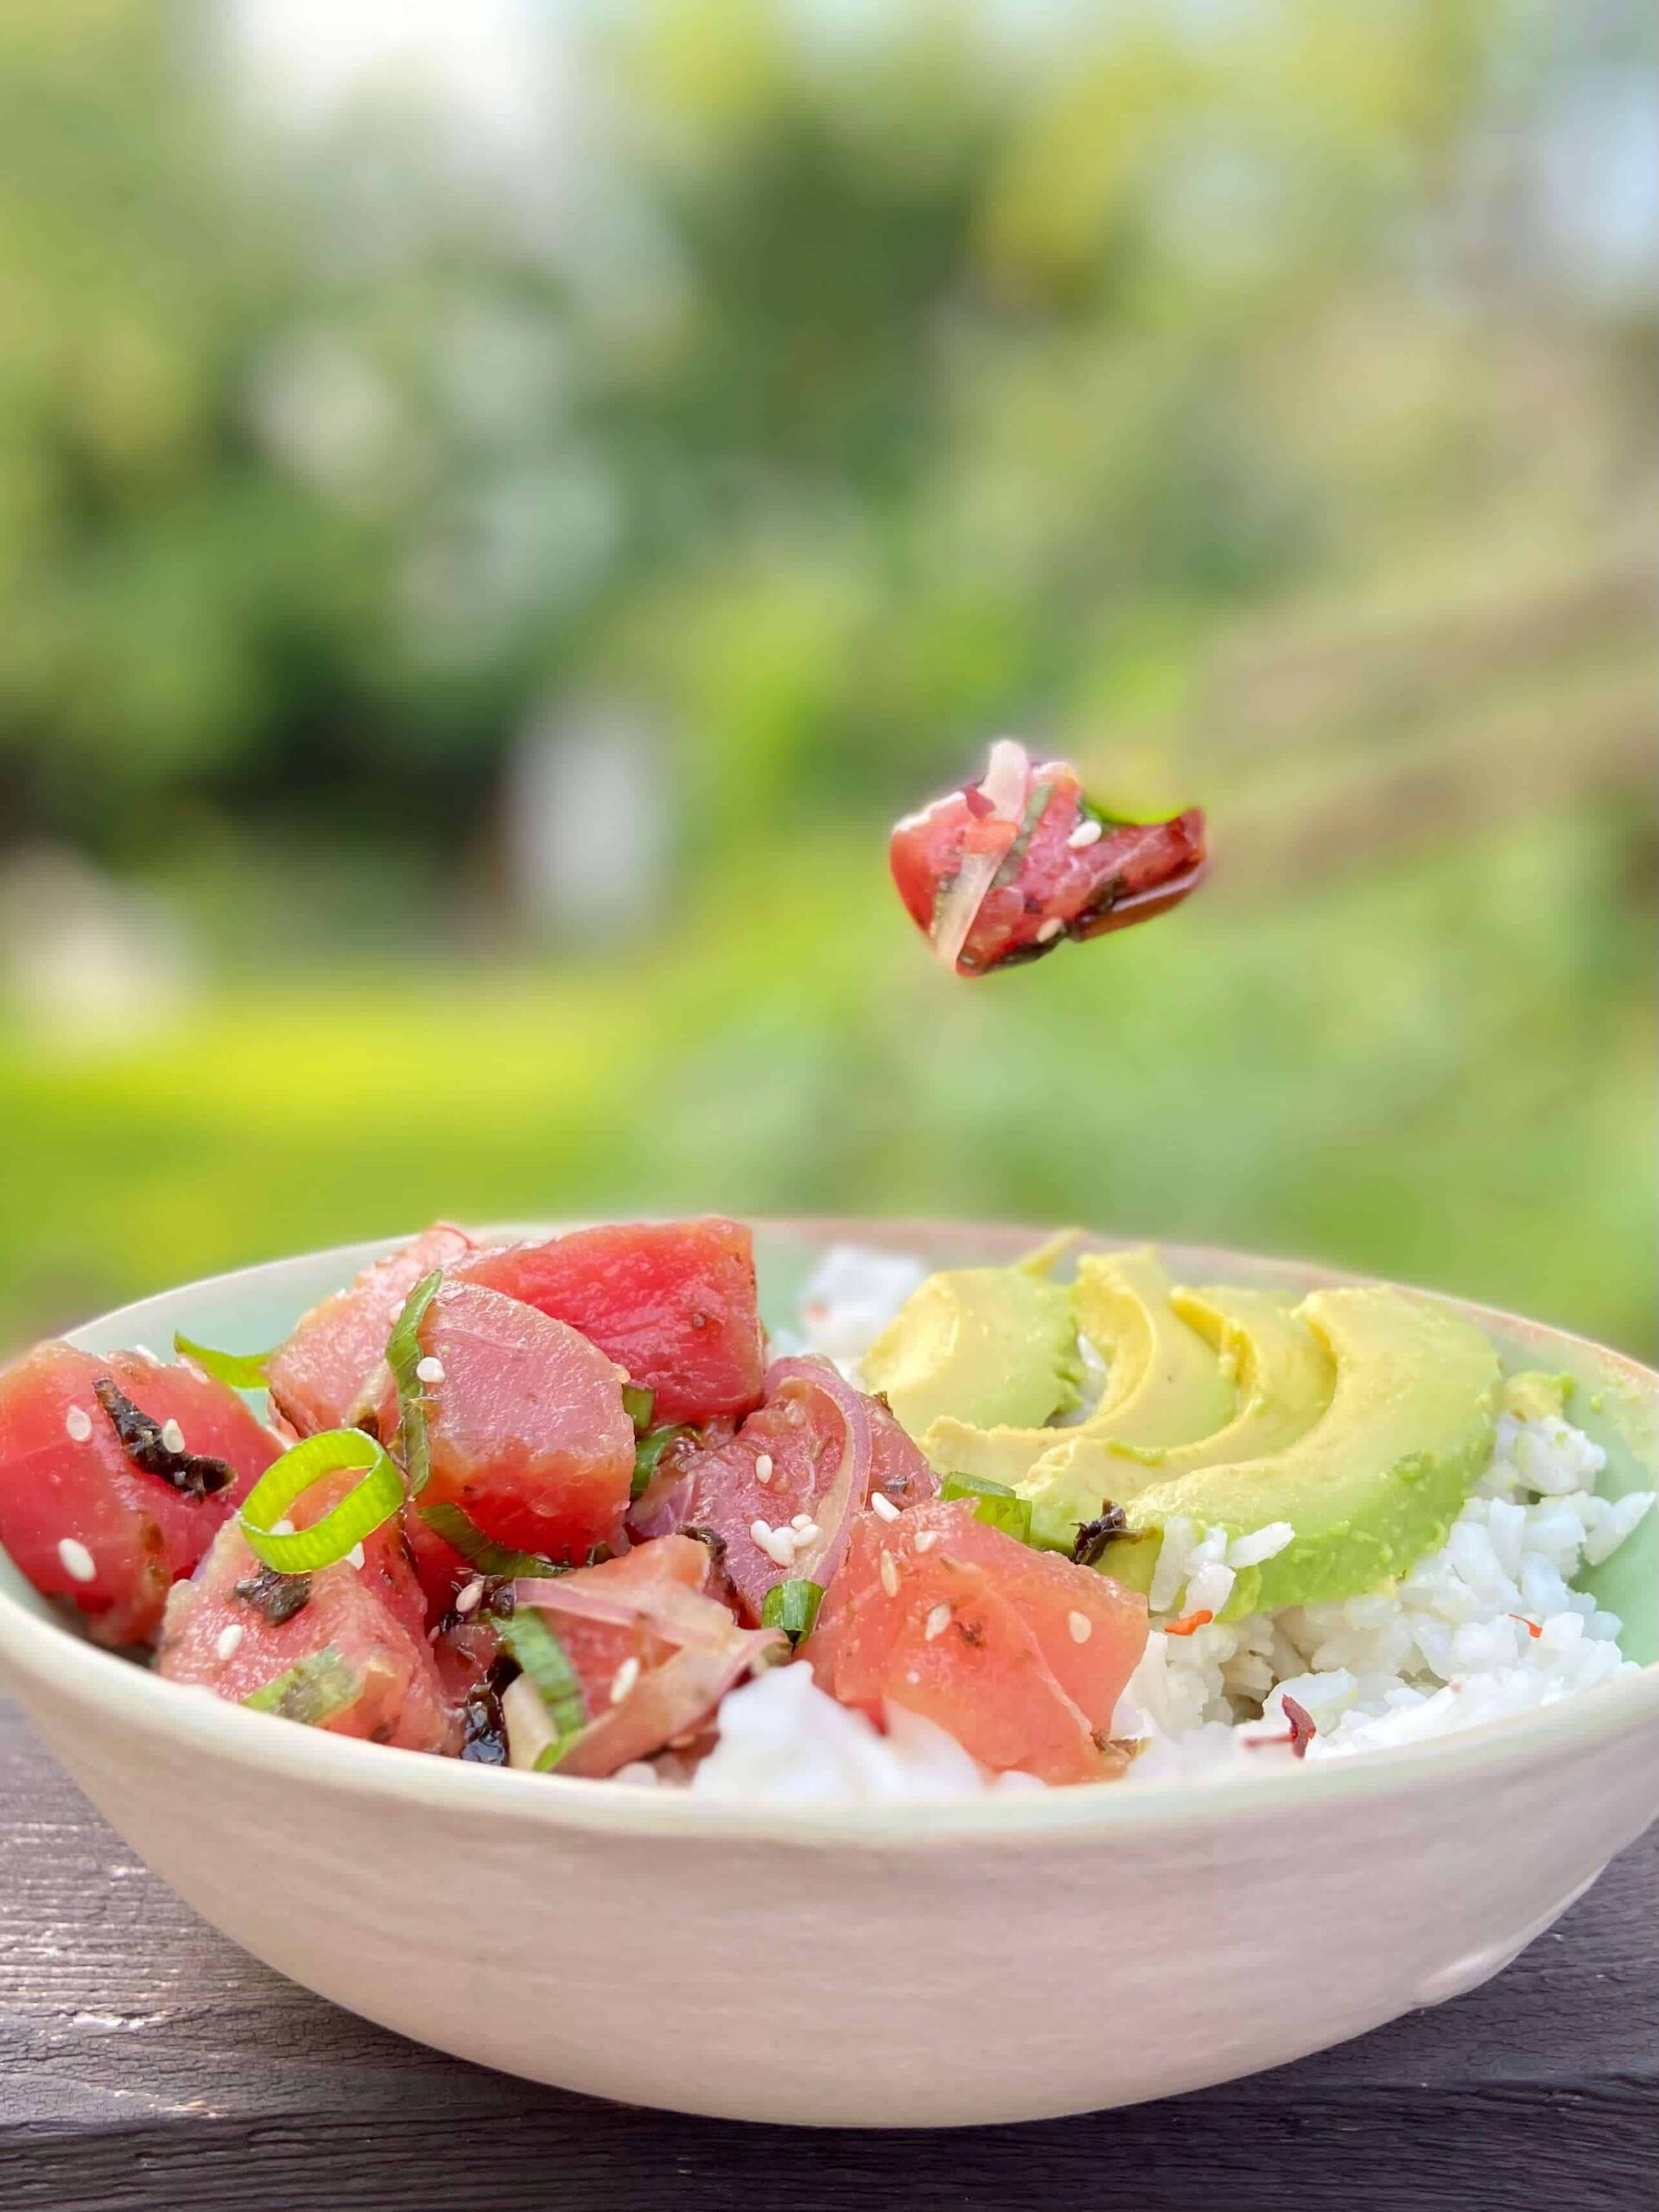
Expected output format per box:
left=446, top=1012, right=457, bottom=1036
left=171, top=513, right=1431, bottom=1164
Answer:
left=0, top=1221, right=1655, bottom=2127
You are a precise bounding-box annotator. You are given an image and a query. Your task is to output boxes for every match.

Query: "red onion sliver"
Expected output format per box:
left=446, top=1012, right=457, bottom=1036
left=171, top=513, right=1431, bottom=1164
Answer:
left=553, top=1628, right=785, bottom=1779
left=760, top=1355, right=874, bottom=1595
left=927, top=739, right=1030, bottom=972
left=512, top=1574, right=737, bottom=1654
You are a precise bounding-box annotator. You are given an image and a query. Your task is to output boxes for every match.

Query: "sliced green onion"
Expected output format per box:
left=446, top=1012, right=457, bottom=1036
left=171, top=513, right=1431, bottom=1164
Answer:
left=940, top=1471, right=1033, bottom=1547
left=173, top=1333, right=272, bottom=1389
left=496, top=1609, right=588, bottom=1770
left=386, top=1269, right=445, bottom=1496
left=991, top=777, right=1055, bottom=888
left=631, top=1422, right=693, bottom=1501
left=416, top=1498, right=562, bottom=1581
left=621, top=1383, right=655, bottom=1433
left=940, top=1470, right=1018, bottom=1498
left=238, top=1428, right=405, bottom=1573
left=242, top=1646, right=359, bottom=1726
left=760, top=1579, right=824, bottom=1643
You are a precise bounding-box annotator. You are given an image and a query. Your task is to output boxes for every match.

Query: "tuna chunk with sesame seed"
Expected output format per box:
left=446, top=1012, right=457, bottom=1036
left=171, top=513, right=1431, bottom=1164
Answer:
left=0, top=1344, right=279, bottom=1647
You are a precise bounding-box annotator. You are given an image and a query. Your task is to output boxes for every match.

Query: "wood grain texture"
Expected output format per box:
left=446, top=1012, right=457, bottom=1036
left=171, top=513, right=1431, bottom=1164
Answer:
left=1, top=1695, right=1654, bottom=2212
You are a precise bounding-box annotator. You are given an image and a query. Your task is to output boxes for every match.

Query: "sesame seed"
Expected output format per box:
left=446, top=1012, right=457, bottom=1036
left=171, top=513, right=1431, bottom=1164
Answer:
left=1035, top=917, right=1064, bottom=944
left=270, top=1519, right=295, bottom=1537
left=64, top=1406, right=93, bottom=1444
left=879, top=1549, right=900, bottom=1598
left=905, top=1669, right=921, bottom=1686
left=790, top=1513, right=813, bottom=1533
left=160, top=1418, right=187, bottom=1455
left=610, top=1656, right=642, bottom=1705
left=754, top=1453, right=774, bottom=1485
left=346, top=1542, right=365, bottom=1571
left=454, top=1579, right=484, bottom=1616
left=914, top=1530, right=939, bottom=1553
left=925, top=1603, right=951, bottom=1641
left=216, top=1624, right=244, bottom=1662
left=1067, top=817, right=1103, bottom=850
left=750, top=1520, right=798, bottom=1568
left=1068, top=1610, right=1093, bottom=1643
left=415, top=1356, right=445, bottom=1385
left=870, top=1492, right=900, bottom=1523
left=57, top=1538, right=96, bottom=1584
left=796, top=1522, right=822, bottom=1547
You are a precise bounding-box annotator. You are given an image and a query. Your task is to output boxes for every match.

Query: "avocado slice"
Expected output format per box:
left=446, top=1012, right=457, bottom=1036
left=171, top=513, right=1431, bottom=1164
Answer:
left=861, top=1264, right=1081, bottom=1439
left=1500, top=1370, right=1573, bottom=1423
left=919, top=1249, right=1236, bottom=1489
left=1020, top=1286, right=1336, bottom=1551
left=1096, top=1286, right=1501, bottom=1617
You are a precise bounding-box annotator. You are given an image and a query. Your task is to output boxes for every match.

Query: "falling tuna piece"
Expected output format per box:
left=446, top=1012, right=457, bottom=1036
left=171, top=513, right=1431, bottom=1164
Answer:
left=890, top=739, right=1206, bottom=976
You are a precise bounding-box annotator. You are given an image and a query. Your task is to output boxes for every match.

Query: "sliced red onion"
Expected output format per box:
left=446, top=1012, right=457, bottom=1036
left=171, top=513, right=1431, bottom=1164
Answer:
left=553, top=1628, right=785, bottom=1779
left=626, top=1470, right=694, bottom=1542
left=928, top=738, right=1030, bottom=973
left=512, top=1573, right=736, bottom=1655
left=761, top=1356, right=874, bottom=1596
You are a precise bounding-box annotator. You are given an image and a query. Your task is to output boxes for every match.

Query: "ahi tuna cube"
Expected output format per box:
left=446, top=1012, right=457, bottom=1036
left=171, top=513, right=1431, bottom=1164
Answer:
left=0, top=1344, right=280, bottom=1646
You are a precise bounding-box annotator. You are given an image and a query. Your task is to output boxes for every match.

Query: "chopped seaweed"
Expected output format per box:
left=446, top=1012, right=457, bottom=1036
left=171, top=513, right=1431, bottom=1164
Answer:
left=92, top=1376, right=234, bottom=1501
left=232, top=1563, right=313, bottom=1624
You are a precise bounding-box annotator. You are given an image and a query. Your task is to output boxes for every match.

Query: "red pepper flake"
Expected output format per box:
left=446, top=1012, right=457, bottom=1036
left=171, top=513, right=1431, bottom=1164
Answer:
left=1282, top=1694, right=1316, bottom=1759
left=1162, top=1609, right=1215, bottom=1638
left=1509, top=1613, right=1543, bottom=1639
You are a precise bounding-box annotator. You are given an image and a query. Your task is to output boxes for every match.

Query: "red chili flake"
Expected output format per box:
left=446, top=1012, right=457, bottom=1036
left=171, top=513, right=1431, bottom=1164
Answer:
left=1282, top=1694, right=1317, bottom=1759
left=1509, top=1613, right=1543, bottom=1639
left=1162, top=1608, right=1215, bottom=1638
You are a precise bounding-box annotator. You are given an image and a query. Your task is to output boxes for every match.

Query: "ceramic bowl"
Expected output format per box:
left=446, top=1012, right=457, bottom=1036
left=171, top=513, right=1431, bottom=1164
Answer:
left=0, top=1222, right=1655, bottom=2128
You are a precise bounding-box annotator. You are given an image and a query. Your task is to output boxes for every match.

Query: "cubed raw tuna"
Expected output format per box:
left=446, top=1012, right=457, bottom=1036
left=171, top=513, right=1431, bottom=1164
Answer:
left=0, top=1344, right=280, bottom=1646
left=156, top=1471, right=457, bottom=1753
left=452, top=1218, right=767, bottom=1427
left=805, top=1498, right=1148, bottom=1783
left=266, top=1223, right=476, bottom=1436
left=381, top=1281, right=635, bottom=1567
left=891, top=740, right=1206, bottom=976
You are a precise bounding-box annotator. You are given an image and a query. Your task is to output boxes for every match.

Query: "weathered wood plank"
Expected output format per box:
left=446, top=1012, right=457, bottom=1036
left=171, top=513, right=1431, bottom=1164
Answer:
left=2, top=1695, right=1654, bottom=2211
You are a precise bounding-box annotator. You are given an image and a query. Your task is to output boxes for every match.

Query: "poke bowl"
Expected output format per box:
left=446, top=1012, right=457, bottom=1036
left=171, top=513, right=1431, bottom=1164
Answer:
left=0, top=1217, right=1655, bottom=2128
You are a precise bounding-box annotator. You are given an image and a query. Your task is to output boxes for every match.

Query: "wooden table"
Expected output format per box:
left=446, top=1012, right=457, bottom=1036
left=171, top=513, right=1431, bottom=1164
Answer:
left=1, top=1697, right=1653, bottom=2212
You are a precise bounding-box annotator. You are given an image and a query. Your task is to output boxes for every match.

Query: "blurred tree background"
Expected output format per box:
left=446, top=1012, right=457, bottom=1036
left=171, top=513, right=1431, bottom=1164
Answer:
left=0, top=0, right=1653, bottom=1353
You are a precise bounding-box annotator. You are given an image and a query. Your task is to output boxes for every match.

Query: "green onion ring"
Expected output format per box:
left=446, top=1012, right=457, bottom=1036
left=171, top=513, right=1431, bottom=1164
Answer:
left=386, top=1269, right=445, bottom=1496
left=173, top=1333, right=272, bottom=1389
left=760, top=1578, right=824, bottom=1642
left=238, top=1428, right=405, bottom=1573
left=939, top=1471, right=1033, bottom=1547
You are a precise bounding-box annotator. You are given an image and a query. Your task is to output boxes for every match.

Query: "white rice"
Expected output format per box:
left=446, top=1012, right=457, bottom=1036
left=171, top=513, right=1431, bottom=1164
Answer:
left=709, top=1245, right=1657, bottom=1797
left=690, top=1658, right=1047, bottom=1802
left=790, top=1243, right=929, bottom=1373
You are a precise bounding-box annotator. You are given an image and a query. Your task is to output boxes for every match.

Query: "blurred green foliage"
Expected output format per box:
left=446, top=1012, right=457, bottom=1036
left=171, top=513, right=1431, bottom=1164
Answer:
left=0, top=0, right=1653, bottom=1353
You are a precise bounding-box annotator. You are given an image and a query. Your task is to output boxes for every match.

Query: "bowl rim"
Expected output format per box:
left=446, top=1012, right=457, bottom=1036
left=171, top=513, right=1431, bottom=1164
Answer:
left=0, top=1216, right=1655, bottom=1847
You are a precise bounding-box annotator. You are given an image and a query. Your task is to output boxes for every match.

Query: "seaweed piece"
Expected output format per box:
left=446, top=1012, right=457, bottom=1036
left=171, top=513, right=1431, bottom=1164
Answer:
left=460, top=1660, right=513, bottom=1764
left=1072, top=1501, right=1135, bottom=1567
left=232, top=1563, right=313, bottom=1624
left=92, top=1376, right=234, bottom=1500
